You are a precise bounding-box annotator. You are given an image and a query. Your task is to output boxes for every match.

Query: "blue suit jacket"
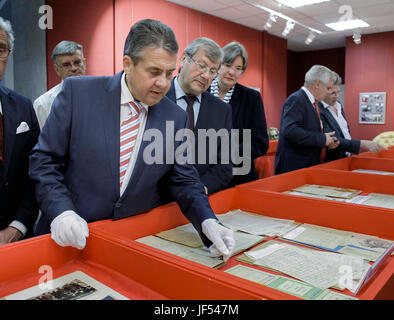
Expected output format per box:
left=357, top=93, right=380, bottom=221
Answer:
left=225, top=83, right=269, bottom=185
left=166, top=79, right=233, bottom=194
left=275, top=89, right=326, bottom=174
left=29, top=72, right=217, bottom=245
left=318, top=102, right=360, bottom=162
left=0, top=86, right=39, bottom=234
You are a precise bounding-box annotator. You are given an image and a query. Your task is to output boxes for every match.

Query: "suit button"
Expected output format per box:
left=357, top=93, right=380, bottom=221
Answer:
left=115, top=203, right=122, bottom=208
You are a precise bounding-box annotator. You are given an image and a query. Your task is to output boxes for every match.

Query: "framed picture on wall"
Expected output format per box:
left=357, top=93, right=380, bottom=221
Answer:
left=359, top=92, right=386, bottom=124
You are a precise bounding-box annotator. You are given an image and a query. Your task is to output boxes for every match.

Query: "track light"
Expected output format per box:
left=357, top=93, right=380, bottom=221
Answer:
left=352, top=31, right=361, bottom=44
left=264, top=14, right=278, bottom=30
left=282, top=20, right=295, bottom=37
left=305, top=31, right=316, bottom=45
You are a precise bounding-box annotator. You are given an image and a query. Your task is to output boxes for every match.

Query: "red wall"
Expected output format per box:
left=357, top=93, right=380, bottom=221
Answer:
left=46, top=0, right=288, bottom=128
left=262, top=32, right=287, bottom=128
left=46, top=0, right=114, bottom=89
left=345, top=31, right=394, bottom=140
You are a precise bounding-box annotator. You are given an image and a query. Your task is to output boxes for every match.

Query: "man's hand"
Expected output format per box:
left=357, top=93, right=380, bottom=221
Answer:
left=325, top=131, right=336, bottom=146
left=50, top=211, right=89, bottom=250
left=0, top=227, right=23, bottom=246
left=360, top=140, right=387, bottom=153
left=202, top=218, right=235, bottom=261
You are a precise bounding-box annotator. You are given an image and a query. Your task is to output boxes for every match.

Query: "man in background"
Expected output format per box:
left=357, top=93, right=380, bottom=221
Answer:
left=33, top=40, right=86, bottom=129
left=319, top=72, right=385, bottom=161
left=275, top=65, right=339, bottom=175
left=166, top=37, right=233, bottom=195
left=0, top=17, right=39, bottom=246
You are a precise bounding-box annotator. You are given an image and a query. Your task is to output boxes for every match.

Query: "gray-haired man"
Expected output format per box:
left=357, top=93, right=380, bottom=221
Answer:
left=33, top=40, right=86, bottom=129
left=275, top=65, right=339, bottom=174
left=166, top=38, right=233, bottom=195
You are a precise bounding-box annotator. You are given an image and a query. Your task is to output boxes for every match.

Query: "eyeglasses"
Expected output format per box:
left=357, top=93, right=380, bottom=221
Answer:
left=187, top=54, right=218, bottom=78
left=0, top=46, right=11, bottom=59
left=57, top=59, right=84, bottom=69
left=223, top=63, right=243, bottom=74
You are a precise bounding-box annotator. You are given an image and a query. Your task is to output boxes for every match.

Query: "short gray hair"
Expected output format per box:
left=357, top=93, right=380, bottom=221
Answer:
left=123, top=19, right=178, bottom=65
left=332, top=71, right=343, bottom=85
left=0, top=17, right=15, bottom=50
left=304, top=65, right=334, bottom=86
left=184, top=37, right=223, bottom=64
left=222, top=41, right=248, bottom=71
left=51, top=40, right=83, bottom=63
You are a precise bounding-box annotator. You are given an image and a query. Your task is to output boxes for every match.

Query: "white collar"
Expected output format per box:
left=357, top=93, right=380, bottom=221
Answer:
left=120, top=72, right=148, bottom=111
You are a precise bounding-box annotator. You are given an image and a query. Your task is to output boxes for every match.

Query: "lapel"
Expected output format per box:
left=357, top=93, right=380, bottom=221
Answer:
left=167, top=78, right=176, bottom=102
left=318, top=102, right=343, bottom=137
left=228, top=83, right=241, bottom=122
left=0, top=86, right=19, bottom=178
left=299, top=89, right=321, bottom=126
left=195, top=91, right=210, bottom=131
left=102, top=72, right=122, bottom=197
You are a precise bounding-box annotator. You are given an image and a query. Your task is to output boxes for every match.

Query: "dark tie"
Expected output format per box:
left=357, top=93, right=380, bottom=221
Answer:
left=0, top=112, right=3, bottom=163
left=183, top=95, right=196, bottom=130
left=313, top=101, right=326, bottom=163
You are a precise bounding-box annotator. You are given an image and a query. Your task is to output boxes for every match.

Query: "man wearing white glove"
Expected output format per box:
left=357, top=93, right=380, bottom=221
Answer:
left=29, top=19, right=235, bottom=259
left=50, top=211, right=89, bottom=250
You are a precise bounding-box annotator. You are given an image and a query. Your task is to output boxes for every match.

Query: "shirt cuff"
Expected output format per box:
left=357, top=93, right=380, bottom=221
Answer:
left=9, top=220, right=27, bottom=236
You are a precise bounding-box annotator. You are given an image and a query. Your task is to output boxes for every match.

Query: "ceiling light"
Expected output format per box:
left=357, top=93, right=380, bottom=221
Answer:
left=326, top=19, right=369, bottom=31
left=282, top=20, right=295, bottom=37
left=276, top=0, right=330, bottom=8
left=305, top=31, right=316, bottom=45
left=352, top=31, right=361, bottom=44
left=264, top=14, right=278, bottom=30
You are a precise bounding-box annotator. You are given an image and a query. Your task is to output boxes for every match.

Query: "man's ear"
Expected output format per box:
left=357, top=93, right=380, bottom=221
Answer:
left=53, top=63, right=61, bottom=78
left=123, top=55, right=133, bottom=74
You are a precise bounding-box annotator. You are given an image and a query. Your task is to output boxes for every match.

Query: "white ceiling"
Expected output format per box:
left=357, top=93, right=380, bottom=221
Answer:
left=166, top=0, right=394, bottom=52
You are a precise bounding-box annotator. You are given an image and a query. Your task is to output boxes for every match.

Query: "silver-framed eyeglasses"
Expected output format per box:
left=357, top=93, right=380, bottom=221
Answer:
left=0, top=45, right=11, bottom=59
left=187, top=54, right=218, bottom=78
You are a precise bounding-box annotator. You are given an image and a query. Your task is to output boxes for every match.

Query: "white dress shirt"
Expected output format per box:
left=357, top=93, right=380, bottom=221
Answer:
left=321, top=101, right=351, bottom=140
left=33, top=82, right=63, bottom=129
left=0, top=100, right=27, bottom=236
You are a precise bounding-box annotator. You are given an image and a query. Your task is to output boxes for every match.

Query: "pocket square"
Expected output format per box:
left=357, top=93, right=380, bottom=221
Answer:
left=16, top=121, right=30, bottom=134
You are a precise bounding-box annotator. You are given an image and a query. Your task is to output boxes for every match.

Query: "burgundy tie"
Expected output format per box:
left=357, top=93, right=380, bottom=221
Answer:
left=313, top=102, right=326, bottom=163
left=183, top=95, right=196, bottom=130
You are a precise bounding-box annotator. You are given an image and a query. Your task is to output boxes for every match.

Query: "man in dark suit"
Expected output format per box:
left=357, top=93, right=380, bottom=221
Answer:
left=275, top=65, right=339, bottom=175
left=0, top=18, right=39, bottom=246
left=166, top=37, right=233, bottom=195
left=29, top=19, right=234, bottom=259
left=319, top=72, right=385, bottom=162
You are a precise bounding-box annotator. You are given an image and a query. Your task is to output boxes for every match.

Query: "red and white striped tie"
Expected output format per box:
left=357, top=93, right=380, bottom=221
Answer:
left=119, top=101, right=141, bottom=188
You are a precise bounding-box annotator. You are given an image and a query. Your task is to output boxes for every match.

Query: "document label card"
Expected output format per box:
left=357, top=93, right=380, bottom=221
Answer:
left=284, top=226, right=306, bottom=240
left=245, top=244, right=284, bottom=260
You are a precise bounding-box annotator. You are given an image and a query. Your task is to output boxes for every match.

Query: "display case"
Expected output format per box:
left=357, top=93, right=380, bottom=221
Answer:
left=90, top=184, right=394, bottom=300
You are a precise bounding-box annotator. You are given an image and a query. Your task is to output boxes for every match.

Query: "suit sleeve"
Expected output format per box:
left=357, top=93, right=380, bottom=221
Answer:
left=166, top=119, right=218, bottom=247
left=281, top=96, right=326, bottom=148
left=320, top=109, right=361, bottom=155
left=13, top=99, right=40, bottom=231
left=29, top=79, right=78, bottom=224
left=199, top=104, right=233, bottom=194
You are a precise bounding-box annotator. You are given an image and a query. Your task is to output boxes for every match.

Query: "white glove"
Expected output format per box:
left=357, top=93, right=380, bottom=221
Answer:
left=50, top=211, right=89, bottom=250
left=201, top=218, right=235, bottom=261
